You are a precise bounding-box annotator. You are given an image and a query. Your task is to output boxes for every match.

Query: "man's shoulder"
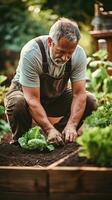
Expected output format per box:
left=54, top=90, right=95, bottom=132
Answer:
left=73, top=45, right=86, bottom=56
left=72, top=45, right=86, bottom=61
left=20, top=35, right=48, bottom=61
left=21, top=35, right=48, bottom=54
left=71, top=45, right=87, bottom=67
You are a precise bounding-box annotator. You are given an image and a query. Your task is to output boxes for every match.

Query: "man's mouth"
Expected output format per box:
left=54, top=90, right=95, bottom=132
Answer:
left=55, top=58, right=68, bottom=65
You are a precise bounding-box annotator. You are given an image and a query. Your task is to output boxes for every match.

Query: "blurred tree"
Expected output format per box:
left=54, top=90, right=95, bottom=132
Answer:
left=0, top=0, right=58, bottom=84
left=0, top=0, right=57, bottom=51
left=42, top=0, right=112, bottom=23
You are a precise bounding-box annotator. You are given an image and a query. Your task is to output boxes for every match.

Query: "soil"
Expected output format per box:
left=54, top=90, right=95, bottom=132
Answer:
left=59, top=153, right=95, bottom=167
left=0, top=141, right=110, bottom=168
left=0, top=143, right=78, bottom=167
left=59, top=153, right=112, bottom=167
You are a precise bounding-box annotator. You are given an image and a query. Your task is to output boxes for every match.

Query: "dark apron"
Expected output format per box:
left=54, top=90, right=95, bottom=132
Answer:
left=36, top=39, right=71, bottom=99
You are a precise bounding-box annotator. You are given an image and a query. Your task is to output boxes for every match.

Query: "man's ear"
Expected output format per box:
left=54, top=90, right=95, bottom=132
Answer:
left=48, top=37, right=52, bottom=47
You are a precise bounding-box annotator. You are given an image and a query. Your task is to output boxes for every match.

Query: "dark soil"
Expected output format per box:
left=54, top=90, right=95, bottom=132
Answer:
left=59, top=153, right=112, bottom=167
left=59, top=153, right=95, bottom=167
left=0, top=142, right=110, bottom=168
left=0, top=143, right=78, bottom=167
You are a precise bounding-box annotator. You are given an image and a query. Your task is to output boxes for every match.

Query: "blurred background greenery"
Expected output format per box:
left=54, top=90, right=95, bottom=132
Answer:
left=0, top=0, right=112, bottom=82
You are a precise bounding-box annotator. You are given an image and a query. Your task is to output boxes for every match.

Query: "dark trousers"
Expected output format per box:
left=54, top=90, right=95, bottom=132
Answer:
left=4, top=82, right=97, bottom=141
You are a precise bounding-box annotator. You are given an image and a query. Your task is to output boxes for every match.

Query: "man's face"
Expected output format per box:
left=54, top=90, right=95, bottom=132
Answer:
left=48, top=37, right=78, bottom=66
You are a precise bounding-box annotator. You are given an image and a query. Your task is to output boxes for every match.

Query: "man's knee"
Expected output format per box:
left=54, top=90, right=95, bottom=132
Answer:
left=13, top=96, right=28, bottom=115
left=86, top=92, right=97, bottom=112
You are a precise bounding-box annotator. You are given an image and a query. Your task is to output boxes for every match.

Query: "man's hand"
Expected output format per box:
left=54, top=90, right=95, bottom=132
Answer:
left=62, top=125, right=78, bottom=143
left=47, top=128, right=64, bottom=145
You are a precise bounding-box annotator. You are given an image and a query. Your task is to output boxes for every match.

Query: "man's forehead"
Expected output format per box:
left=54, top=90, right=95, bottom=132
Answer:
left=57, top=37, right=77, bottom=49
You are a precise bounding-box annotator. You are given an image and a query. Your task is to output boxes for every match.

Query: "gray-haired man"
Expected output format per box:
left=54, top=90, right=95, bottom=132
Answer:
left=5, top=18, right=96, bottom=145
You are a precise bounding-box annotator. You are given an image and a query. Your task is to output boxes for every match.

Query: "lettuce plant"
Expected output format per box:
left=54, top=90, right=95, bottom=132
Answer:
left=76, top=126, right=112, bottom=166
left=84, top=104, right=112, bottom=128
left=18, top=126, right=55, bottom=151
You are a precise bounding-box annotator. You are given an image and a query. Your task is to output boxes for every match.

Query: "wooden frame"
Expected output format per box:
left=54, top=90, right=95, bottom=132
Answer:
left=0, top=149, right=112, bottom=199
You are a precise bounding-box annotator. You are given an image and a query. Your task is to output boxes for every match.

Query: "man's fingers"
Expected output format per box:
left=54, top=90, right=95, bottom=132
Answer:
left=65, top=130, right=70, bottom=142
left=69, top=132, right=77, bottom=142
left=69, top=132, right=74, bottom=142
left=64, top=129, right=78, bottom=143
left=47, top=135, right=64, bottom=146
left=56, top=135, right=64, bottom=145
left=47, top=138, right=57, bottom=144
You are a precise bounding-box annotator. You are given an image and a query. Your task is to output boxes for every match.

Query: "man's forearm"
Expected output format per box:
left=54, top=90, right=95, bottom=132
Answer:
left=67, top=93, right=87, bottom=128
left=28, top=100, right=53, bottom=133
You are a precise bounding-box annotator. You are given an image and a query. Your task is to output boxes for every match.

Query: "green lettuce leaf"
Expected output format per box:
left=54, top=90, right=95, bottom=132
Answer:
left=18, top=126, right=55, bottom=151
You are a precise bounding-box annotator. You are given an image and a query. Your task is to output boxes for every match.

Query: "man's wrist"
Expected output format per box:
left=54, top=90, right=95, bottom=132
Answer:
left=44, top=126, right=54, bottom=134
left=67, top=121, right=77, bottom=129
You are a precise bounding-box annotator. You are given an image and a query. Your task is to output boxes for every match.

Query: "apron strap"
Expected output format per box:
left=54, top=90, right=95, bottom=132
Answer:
left=35, top=39, right=49, bottom=73
left=65, top=58, right=71, bottom=76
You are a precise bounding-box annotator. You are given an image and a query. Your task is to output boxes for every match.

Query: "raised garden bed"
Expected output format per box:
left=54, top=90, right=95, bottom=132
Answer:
left=0, top=143, right=112, bottom=200
left=48, top=149, right=112, bottom=199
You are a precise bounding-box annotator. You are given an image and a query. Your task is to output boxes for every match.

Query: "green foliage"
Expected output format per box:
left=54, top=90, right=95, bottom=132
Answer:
left=90, top=66, right=108, bottom=92
left=0, top=75, right=9, bottom=105
left=0, top=75, right=11, bottom=143
left=77, top=93, right=112, bottom=166
left=42, top=0, right=93, bottom=23
left=87, top=50, right=112, bottom=93
left=0, top=105, right=5, bottom=116
left=0, top=120, right=11, bottom=133
left=92, top=49, right=108, bottom=60
left=0, top=0, right=57, bottom=51
left=0, top=75, right=7, bottom=84
left=42, top=0, right=112, bottom=22
left=84, top=104, right=112, bottom=128
left=0, top=123, right=11, bottom=143
left=18, top=126, right=55, bottom=151
left=96, top=93, right=112, bottom=106
left=77, top=126, right=112, bottom=166
left=103, top=77, right=112, bottom=94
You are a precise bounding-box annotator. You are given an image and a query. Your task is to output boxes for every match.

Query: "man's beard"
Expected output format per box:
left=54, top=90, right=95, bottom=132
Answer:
left=49, top=47, right=68, bottom=66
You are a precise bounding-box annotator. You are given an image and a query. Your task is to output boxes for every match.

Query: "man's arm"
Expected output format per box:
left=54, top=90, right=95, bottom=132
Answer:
left=62, top=80, right=87, bottom=142
left=22, top=86, right=63, bottom=145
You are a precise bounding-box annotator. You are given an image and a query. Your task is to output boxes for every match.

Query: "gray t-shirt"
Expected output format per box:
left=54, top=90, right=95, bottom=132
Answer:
left=13, top=35, right=87, bottom=88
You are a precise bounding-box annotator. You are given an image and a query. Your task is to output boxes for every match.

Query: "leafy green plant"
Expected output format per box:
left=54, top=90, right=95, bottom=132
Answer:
left=84, top=104, right=112, bottom=128
left=87, top=50, right=112, bottom=93
left=0, top=105, right=11, bottom=143
left=0, top=75, right=9, bottom=105
left=96, top=93, right=112, bottom=106
left=76, top=126, right=112, bottom=166
left=0, top=119, right=11, bottom=133
left=103, top=77, right=112, bottom=94
left=18, top=126, right=55, bottom=151
left=0, top=105, right=5, bottom=115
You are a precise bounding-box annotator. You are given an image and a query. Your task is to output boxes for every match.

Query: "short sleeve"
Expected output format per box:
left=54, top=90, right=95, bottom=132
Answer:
left=70, top=46, right=87, bottom=82
left=19, top=49, right=41, bottom=88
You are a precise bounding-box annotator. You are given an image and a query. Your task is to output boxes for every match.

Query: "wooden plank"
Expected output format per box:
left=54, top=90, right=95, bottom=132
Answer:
left=49, top=167, right=112, bottom=193
left=0, top=167, right=48, bottom=193
left=81, top=170, right=112, bottom=193
left=0, top=192, right=48, bottom=200
left=49, top=193, right=112, bottom=200
left=47, top=149, right=80, bottom=169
